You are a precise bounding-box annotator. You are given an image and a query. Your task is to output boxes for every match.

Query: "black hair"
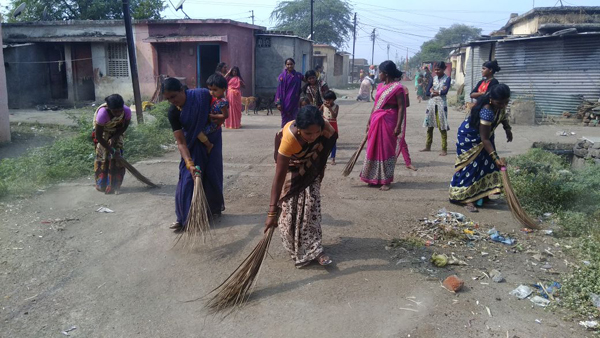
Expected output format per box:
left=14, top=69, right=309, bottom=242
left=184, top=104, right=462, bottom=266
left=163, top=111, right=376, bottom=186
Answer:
left=206, top=73, right=228, bottom=89
left=296, top=105, right=325, bottom=130
left=285, top=58, right=295, bottom=65
left=105, top=94, right=124, bottom=110
left=230, top=66, right=243, bottom=81
left=323, top=90, right=337, bottom=101
left=469, top=83, right=511, bottom=127
left=434, top=61, right=446, bottom=70
left=215, top=62, right=227, bottom=73
left=305, top=70, right=317, bottom=79
left=315, top=64, right=323, bottom=70
left=300, top=97, right=311, bottom=106
left=378, top=60, right=402, bottom=79
left=483, top=60, right=501, bottom=74
left=162, top=77, right=183, bottom=93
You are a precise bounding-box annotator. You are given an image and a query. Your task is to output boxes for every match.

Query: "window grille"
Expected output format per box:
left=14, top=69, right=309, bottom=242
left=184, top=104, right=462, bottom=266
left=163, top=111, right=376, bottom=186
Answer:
left=107, top=43, right=129, bottom=77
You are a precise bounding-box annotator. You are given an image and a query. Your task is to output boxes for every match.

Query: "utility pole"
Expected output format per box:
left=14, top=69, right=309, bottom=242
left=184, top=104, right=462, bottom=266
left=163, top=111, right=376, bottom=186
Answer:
left=250, top=10, right=254, bottom=25
left=370, top=28, right=376, bottom=66
left=310, top=0, right=314, bottom=41
left=387, top=44, right=390, bottom=60
left=121, top=0, right=143, bottom=124
left=406, top=47, right=409, bottom=75
left=351, top=12, right=356, bottom=83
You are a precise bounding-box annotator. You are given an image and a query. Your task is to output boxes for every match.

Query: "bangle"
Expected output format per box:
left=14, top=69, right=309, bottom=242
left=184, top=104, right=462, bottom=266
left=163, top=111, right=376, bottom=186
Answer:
left=267, top=212, right=278, bottom=217
left=489, top=151, right=499, bottom=161
left=110, top=147, right=116, bottom=154
left=185, top=159, right=195, bottom=169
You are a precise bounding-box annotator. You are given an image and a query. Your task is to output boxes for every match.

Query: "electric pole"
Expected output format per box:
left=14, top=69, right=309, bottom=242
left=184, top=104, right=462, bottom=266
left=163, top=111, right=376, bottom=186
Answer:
left=310, top=0, right=314, bottom=40
left=250, top=10, right=254, bottom=25
left=121, top=0, right=143, bottom=124
left=351, top=12, right=356, bottom=83
left=371, top=28, right=376, bottom=66
left=387, top=44, right=390, bottom=60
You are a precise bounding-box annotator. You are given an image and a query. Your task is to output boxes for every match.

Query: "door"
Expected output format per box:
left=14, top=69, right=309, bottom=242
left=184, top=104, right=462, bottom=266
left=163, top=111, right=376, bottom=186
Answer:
left=47, top=44, right=68, bottom=100
left=197, top=45, right=221, bottom=88
left=71, top=43, right=95, bottom=101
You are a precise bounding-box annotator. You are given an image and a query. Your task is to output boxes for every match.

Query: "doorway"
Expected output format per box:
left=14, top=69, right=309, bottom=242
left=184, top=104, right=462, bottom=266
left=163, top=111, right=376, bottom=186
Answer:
left=46, top=44, right=68, bottom=100
left=71, top=43, right=95, bottom=101
left=197, top=45, right=220, bottom=88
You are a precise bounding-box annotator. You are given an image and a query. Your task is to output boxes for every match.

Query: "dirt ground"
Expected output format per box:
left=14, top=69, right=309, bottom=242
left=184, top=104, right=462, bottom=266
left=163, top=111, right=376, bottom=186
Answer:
left=2, top=82, right=600, bottom=337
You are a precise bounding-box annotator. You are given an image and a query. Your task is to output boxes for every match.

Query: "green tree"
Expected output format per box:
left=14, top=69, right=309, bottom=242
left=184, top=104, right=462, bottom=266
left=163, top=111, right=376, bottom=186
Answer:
left=5, top=0, right=165, bottom=22
left=271, top=0, right=353, bottom=49
left=409, top=24, right=481, bottom=67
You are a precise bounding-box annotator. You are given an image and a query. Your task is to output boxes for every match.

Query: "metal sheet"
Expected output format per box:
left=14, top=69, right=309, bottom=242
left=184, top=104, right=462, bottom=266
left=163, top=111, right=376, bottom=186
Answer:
left=495, top=35, right=600, bottom=120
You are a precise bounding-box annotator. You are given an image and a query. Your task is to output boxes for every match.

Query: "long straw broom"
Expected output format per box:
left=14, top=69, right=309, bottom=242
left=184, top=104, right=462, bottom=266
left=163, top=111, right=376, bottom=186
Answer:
left=206, top=226, right=275, bottom=312
left=342, top=134, right=368, bottom=176
left=500, top=165, right=541, bottom=230
left=115, top=157, right=158, bottom=188
left=176, top=166, right=212, bottom=248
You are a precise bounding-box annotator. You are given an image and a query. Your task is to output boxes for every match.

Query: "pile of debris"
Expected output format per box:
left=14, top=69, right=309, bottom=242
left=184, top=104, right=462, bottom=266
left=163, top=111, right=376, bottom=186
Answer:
left=576, top=99, right=600, bottom=127
left=412, top=208, right=483, bottom=246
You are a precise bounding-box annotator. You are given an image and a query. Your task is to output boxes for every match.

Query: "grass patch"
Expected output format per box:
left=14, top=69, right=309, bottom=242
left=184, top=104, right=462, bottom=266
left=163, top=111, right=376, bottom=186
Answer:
left=0, top=102, right=174, bottom=198
left=508, top=149, right=600, bottom=318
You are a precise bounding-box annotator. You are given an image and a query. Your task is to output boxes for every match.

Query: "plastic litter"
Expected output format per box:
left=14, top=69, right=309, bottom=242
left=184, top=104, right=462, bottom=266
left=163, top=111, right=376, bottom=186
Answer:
left=542, top=230, right=554, bottom=236
left=488, top=228, right=515, bottom=245
left=489, top=269, right=505, bottom=283
left=590, top=293, right=600, bottom=308
left=96, top=207, right=114, bottom=213
left=579, top=320, right=598, bottom=330
left=510, top=285, right=533, bottom=299
left=530, top=296, right=550, bottom=307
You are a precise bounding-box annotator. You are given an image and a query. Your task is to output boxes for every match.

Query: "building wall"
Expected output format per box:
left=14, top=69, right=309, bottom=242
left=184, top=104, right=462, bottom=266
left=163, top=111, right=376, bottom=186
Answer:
left=0, top=25, right=10, bottom=143
left=134, top=23, right=157, bottom=100
left=2, top=21, right=125, bottom=41
left=146, top=22, right=255, bottom=97
left=255, top=35, right=311, bottom=97
left=463, top=44, right=492, bottom=103
left=313, top=46, right=348, bottom=88
left=91, top=43, right=135, bottom=102
left=3, top=44, right=52, bottom=108
left=510, top=17, right=540, bottom=35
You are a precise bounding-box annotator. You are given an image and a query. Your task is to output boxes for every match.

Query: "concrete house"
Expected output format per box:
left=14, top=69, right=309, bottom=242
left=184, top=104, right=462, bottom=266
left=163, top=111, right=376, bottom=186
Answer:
left=313, top=44, right=349, bottom=89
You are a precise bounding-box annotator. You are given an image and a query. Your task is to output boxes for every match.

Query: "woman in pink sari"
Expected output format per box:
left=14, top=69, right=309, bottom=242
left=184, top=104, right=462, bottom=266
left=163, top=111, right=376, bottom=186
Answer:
left=360, top=61, right=406, bottom=191
left=225, top=66, right=245, bottom=129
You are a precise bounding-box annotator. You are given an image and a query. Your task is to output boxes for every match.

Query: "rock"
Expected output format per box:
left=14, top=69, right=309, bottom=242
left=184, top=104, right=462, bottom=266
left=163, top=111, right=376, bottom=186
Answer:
left=442, top=275, right=464, bottom=292
left=490, top=269, right=505, bottom=283
left=573, top=148, right=588, bottom=157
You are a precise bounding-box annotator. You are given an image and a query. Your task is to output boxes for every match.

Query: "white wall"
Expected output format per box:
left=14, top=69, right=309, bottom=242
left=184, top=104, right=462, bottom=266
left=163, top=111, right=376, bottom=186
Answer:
left=91, top=43, right=134, bottom=103
left=0, top=25, right=10, bottom=143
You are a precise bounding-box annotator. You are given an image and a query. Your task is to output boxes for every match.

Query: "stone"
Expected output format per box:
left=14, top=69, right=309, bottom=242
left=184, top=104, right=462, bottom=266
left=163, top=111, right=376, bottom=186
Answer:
left=489, top=269, right=505, bottom=283
left=588, top=149, right=600, bottom=158
left=443, top=275, right=464, bottom=292
left=573, top=148, right=588, bottom=157
left=509, top=100, right=536, bottom=125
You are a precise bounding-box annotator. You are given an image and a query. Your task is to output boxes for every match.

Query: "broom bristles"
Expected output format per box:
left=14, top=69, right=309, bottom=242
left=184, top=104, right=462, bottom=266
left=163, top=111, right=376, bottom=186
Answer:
left=206, top=227, right=275, bottom=312
left=176, top=175, right=212, bottom=248
left=342, top=134, right=368, bottom=177
left=500, top=166, right=542, bottom=230
left=116, top=158, right=158, bottom=188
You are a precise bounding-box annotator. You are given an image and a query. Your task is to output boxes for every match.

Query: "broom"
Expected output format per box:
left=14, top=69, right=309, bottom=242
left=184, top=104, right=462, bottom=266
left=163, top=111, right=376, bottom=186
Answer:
left=342, top=134, right=368, bottom=176
left=206, top=226, right=275, bottom=312
left=176, top=166, right=212, bottom=248
left=115, top=157, right=158, bottom=188
left=500, top=165, right=542, bottom=230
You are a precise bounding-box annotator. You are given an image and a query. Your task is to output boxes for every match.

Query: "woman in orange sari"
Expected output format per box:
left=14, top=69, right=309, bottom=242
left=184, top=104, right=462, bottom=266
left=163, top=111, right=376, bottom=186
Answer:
left=225, top=66, right=245, bottom=129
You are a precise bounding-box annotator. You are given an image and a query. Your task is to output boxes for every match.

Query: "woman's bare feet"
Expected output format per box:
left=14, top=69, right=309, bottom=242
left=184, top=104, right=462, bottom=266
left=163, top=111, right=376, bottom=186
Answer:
left=439, top=150, right=447, bottom=156
left=331, top=159, right=336, bottom=165
left=380, top=184, right=391, bottom=191
left=419, top=148, right=431, bottom=152
left=464, top=203, right=478, bottom=213
left=406, top=164, right=418, bottom=171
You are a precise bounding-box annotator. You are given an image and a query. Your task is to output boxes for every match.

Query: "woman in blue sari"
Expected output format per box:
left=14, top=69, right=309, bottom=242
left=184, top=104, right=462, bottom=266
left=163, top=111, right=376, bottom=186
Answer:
left=449, top=84, right=513, bottom=213
left=163, top=78, right=225, bottom=232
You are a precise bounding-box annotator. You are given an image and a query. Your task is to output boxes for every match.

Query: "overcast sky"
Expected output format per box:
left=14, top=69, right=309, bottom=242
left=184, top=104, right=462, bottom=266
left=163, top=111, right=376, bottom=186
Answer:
left=3, top=0, right=599, bottom=64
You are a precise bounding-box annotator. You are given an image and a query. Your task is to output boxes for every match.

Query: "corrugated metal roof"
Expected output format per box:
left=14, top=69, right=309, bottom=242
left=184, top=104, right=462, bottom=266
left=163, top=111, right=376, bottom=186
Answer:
left=495, top=34, right=600, bottom=120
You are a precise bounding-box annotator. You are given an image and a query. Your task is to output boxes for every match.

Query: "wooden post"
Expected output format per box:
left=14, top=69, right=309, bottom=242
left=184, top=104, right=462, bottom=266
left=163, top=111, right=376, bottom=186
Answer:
left=122, top=0, right=144, bottom=124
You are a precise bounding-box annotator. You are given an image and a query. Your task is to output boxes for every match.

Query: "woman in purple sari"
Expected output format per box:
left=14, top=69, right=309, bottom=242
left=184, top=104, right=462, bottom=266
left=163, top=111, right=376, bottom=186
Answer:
left=360, top=61, right=406, bottom=191
left=163, top=78, right=225, bottom=232
left=275, top=58, right=304, bottom=127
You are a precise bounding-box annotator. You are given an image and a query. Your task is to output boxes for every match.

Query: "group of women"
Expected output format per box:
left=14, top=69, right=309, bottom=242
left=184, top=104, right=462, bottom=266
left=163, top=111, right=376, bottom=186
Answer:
left=92, top=56, right=511, bottom=268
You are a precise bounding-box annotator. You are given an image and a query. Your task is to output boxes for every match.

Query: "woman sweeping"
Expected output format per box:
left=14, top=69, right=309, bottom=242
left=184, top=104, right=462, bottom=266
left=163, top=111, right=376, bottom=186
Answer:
left=421, top=62, right=451, bottom=156
left=449, top=84, right=513, bottom=213
left=93, top=94, right=131, bottom=195
left=357, top=75, right=374, bottom=102
left=275, top=58, right=304, bottom=127
left=470, top=60, right=501, bottom=100
left=265, top=105, right=338, bottom=267
left=163, top=78, right=225, bottom=232
left=359, top=61, right=406, bottom=191
left=225, top=66, right=245, bottom=129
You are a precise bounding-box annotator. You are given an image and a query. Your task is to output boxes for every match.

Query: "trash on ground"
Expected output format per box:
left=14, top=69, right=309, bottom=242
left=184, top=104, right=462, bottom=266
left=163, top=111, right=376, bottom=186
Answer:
left=590, top=293, right=600, bottom=308
left=488, top=228, right=515, bottom=245
left=61, top=326, right=77, bottom=336
left=96, top=207, right=114, bottom=213
left=530, top=296, right=550, bottom=307
left=442, top=275, right=464, bottom=292
left=413, top=209, right=481, bottom=246
left=489, top=269, right=505, bottom=283
left=510, top=285, right=533, bottom=299
left=579, top=320, right=599, bottom=330
left=542, top=230, right=554, bottom=236
left=431, top=253, right=449, bottom=267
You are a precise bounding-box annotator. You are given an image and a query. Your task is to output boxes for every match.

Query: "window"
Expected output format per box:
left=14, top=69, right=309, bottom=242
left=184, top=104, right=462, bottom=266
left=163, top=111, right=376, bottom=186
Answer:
left=107, top=43, right=129, bottom=77
left=334, top=53, right=343, bottom=76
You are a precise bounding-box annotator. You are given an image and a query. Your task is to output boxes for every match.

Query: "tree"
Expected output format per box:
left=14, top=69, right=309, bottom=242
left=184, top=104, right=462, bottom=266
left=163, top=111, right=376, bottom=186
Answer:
left=5, top=0, right=165, bottom=22
left=271, top=0, right=353, bottom=49
left=409, top=24, right=481, bottom=67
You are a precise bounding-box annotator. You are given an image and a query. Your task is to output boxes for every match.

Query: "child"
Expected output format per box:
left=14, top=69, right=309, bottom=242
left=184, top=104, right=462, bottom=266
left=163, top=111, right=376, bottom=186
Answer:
left=300, top=97, right=311, bottom=107
left=199, top=73, right=229, bottom=154
left=320, top=90, right=339, bottom=165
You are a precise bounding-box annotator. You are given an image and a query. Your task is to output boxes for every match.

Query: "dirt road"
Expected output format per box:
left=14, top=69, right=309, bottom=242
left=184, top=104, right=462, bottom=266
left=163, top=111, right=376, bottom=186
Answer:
left=2, top=83, right=596, bottom=337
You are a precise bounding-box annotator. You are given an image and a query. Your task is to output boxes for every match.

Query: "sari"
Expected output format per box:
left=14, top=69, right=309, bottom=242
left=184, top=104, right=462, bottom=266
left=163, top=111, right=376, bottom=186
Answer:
left=275, top=69, right=303, bottom=127
left=360, top=81, right=405, bottom=185
left=274, top=121, right=338, bottom=266
left=175, top=89, right=225, bottom=226
left=449, top=107, right=507, bottom=203
left=357, top=77, right=373, bottom=101
left=93, top=104, right=130, bottom=194
left=225, top=77, right=242, bottom=129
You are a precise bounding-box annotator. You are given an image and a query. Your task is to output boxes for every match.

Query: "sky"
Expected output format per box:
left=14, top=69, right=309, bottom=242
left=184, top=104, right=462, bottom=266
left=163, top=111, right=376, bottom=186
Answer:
left=2, top=0, right=599, bottom=65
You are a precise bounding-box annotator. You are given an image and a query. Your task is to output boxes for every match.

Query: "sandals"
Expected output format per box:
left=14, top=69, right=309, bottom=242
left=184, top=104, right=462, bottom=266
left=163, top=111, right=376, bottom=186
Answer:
left=295, top=254, right=333, bottom=268
left=406, top=165, right=418, bottom=171
left=464, top=204, right=479, bottom=213
left=170, top=222, right=183, bottom=232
